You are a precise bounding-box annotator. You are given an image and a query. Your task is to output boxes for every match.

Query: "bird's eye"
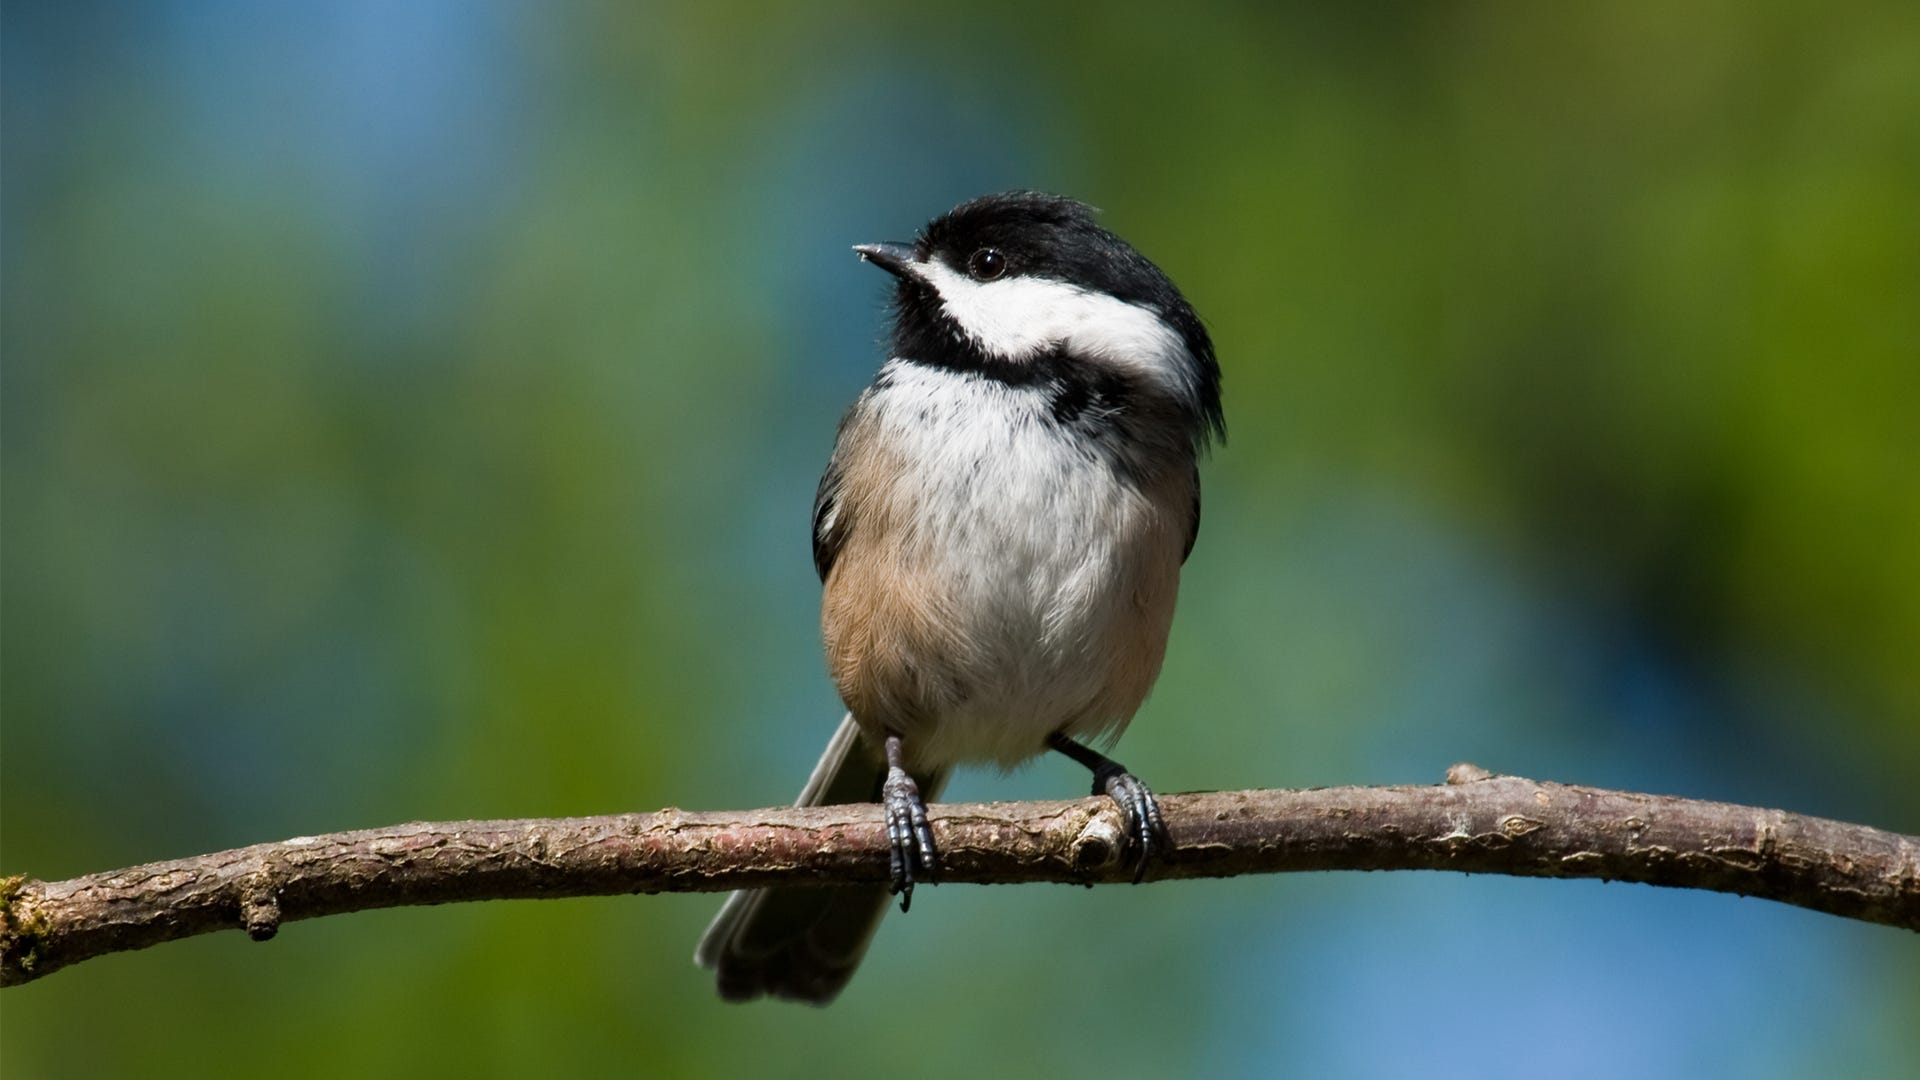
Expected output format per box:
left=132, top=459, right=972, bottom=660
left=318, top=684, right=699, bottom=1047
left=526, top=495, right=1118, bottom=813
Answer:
left=967, top=248, right=1006, bottom=281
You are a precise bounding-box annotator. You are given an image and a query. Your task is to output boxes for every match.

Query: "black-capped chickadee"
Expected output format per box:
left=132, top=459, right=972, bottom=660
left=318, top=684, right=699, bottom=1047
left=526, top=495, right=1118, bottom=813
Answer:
left=696, top=191, right=1224, bottom=1003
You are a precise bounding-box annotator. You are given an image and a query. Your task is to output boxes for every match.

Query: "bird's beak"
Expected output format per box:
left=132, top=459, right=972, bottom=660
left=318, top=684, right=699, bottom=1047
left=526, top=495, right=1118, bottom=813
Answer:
left=853, top=242, right=917, bottom=279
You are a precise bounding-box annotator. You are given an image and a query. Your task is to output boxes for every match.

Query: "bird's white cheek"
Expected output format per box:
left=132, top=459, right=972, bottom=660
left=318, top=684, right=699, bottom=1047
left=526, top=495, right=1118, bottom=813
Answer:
left=915, top=261, right=1198, bottom=403
left=916, top=264, right=1074, bottom=358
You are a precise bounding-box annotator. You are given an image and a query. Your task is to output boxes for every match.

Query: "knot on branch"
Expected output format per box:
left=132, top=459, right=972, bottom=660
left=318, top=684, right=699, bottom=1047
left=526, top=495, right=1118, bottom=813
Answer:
left=1446, top=763, right=1496, bottom=785
left=241, top=871, right=282, bottom=942
left=1071, top=814, right=1126, bottom=874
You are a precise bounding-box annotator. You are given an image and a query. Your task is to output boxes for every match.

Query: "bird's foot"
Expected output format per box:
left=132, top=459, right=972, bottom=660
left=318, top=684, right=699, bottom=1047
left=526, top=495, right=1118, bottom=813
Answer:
left=1048, top=733, right=1168, bottom=883
left=881, top=734, right=937, bottom=911
left=1090, top=762, right=1166, bottom=883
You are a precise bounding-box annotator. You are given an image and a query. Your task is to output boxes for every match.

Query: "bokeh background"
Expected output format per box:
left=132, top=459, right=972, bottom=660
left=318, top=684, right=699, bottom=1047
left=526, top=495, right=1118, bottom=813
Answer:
left=5, top=3, right=1917, bottom=1077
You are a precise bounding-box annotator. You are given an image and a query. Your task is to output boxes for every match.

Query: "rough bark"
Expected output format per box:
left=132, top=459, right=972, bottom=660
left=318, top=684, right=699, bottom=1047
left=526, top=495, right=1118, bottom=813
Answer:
left=5, top=766, right=1916, bottom=986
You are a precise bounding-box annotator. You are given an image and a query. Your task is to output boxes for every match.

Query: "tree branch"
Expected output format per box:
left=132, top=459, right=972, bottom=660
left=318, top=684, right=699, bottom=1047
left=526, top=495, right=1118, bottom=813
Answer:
left=5, top=765, right=1916, bottom=986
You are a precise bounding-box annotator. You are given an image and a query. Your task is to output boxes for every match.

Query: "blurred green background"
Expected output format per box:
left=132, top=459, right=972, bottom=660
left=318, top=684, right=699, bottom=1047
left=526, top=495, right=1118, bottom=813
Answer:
left=5, top=2, right=1917, bottom=1077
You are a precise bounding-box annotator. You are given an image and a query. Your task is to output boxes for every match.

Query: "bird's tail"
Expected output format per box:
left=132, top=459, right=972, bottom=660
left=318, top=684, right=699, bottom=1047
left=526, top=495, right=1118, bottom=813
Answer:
left=694, top=713, right=948, bottom=1004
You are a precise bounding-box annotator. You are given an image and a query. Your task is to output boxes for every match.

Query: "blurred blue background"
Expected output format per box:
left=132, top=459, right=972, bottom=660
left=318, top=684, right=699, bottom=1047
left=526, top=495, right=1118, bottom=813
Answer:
left=4, top=3, right=1917, bottom=1077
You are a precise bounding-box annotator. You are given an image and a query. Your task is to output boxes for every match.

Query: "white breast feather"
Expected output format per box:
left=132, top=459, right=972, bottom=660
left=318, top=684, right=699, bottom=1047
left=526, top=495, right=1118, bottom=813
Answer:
left=862, top=361, right=1167, bottom=766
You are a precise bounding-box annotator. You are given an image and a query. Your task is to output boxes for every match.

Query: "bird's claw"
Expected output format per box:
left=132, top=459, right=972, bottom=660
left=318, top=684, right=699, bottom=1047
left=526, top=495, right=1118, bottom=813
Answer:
left=1092, top=765, right=1166, bottom=883
left=882, top=766, right=937, bottom=911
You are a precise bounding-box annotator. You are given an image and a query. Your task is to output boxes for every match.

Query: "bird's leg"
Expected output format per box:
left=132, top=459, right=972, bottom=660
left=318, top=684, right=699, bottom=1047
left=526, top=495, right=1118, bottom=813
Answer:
left=881, top=732, right=937, bottom=911
left=1047, top=733, right=1167, bottom=883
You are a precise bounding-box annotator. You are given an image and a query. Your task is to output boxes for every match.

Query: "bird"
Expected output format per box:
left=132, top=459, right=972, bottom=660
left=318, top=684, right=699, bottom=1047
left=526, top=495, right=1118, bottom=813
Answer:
left=695, top=190, right=1224, bottom=1004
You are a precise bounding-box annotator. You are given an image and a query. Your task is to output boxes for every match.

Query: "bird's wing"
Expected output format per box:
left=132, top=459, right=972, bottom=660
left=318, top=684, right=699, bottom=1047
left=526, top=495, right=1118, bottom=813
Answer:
left=812, top=453, right=850, bottom=582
